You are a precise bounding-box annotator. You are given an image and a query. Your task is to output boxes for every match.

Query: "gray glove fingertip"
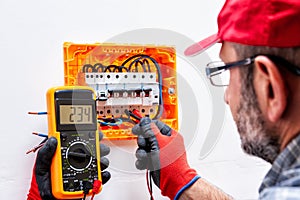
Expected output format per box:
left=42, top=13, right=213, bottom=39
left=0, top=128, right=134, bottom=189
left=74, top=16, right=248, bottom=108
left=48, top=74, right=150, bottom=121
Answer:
left=100, top=143, right=110, bottom=157
left=132, top=117, right=152, bottom=136
left=139, top=117, right=152, bottom=126
left=99, top=130, right=104, bottom=141
left=132, top=123, right=142, bottom=135
left=140, top=122, right=155, bottom=138
left=135, top=148, right=148, bottom=160
left=137, top=135, right=147, bottom=148
left=135, top=159, right=148, bottom=170
left=100, top=157, right=109, bottom=170
left=101, top=171, right=111, bottom=185
left=155, top=120, right=171, bottom=136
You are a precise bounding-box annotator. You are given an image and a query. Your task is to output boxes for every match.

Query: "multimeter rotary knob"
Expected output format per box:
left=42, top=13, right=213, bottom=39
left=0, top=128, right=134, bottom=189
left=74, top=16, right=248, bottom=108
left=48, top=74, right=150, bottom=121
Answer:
left=66, top=141, right=93, bottom=171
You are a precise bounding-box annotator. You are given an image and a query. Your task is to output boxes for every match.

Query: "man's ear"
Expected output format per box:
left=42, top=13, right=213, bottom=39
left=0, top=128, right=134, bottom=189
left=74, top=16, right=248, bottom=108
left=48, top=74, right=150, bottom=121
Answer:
left=253, top=56, right=288, bottom=122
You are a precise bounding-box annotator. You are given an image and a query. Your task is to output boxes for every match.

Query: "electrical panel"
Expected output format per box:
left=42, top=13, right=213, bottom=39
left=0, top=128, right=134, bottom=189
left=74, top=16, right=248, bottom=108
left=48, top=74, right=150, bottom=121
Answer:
left=64, top=42, right=178, bottom=140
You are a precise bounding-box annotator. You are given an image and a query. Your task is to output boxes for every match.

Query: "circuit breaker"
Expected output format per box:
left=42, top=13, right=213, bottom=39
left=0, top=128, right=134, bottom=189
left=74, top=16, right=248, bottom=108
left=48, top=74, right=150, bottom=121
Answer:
left=64, top=42, right=178, bottom=139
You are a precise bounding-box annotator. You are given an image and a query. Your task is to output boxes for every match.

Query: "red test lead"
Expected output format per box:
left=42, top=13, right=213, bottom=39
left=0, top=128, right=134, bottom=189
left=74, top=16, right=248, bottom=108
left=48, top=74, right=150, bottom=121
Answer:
left=132, top=109, right=143, bottom=119
left=90, top=180, right=102, bottom=200
left=124, top=109, right=142, bottom=123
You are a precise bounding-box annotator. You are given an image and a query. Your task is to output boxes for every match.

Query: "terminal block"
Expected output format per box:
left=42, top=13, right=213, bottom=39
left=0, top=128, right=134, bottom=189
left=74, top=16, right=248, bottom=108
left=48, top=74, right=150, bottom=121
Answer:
left=64, top=42, right=178, bottom=140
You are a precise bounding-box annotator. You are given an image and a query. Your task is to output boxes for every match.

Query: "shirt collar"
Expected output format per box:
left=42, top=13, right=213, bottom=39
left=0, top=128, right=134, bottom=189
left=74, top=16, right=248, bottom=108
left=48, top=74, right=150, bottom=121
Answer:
left=259, top=134, right=300, bottom=192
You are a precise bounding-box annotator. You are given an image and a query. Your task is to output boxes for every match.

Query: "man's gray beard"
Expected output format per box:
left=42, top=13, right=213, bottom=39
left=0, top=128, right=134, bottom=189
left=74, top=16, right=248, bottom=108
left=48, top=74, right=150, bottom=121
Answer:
left=236, top=85, right=280, bottom=163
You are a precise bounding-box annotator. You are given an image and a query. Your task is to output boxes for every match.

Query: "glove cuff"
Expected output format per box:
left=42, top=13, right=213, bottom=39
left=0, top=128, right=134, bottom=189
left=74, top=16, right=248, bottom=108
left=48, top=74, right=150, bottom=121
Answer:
left=174, top=175, right=201, bottom=200
left=27, top=165, right=42, bottom=200
left=161, top=167, right=200, bottom=200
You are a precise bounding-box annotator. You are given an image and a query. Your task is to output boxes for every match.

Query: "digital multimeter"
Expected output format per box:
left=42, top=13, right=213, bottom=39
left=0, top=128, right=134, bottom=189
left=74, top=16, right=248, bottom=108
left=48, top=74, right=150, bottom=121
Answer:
left=46, top=86, right=102, bottom=199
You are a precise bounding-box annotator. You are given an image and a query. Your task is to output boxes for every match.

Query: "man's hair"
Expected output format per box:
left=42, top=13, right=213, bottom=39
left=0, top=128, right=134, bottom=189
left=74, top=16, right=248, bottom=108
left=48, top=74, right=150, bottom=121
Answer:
left=231, top=43, right=300, bottom=94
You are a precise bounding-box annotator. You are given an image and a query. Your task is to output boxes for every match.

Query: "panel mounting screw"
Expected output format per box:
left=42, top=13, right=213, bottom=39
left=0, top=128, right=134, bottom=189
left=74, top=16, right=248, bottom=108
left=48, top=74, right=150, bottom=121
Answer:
left=168, top=88, right=175, bottom=95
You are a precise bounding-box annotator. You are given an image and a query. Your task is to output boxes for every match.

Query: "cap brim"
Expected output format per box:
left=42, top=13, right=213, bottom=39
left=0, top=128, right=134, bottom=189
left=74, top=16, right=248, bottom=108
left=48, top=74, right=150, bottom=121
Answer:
left=184, top=33, right=220, bottom=56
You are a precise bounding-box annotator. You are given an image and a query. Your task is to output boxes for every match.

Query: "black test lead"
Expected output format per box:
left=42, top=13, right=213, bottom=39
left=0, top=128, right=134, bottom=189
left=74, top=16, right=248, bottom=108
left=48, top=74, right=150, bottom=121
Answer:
left=125, top=109, right=154, bottom=200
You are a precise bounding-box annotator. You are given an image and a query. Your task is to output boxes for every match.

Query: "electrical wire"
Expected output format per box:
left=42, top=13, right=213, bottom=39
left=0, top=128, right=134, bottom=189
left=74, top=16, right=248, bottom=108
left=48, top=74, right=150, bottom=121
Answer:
left=82, top=63, right=127, bottom=73
left=149, top=172, right=154, bottom=200
left=28, top=111, right=47, bottom=115
left=121, top=54, right=164, bottom=119
left=32, top=132, right=48, bottom=138
left=143, top=59, right=151, bottom=72
left=82, top=64, right=94, bottom=72
left=26, top=137, right=48, bottom=154
left=146, top=169, right=154, bottom=200
left=98, top=118, right=123, bottom=126
left=117, top=66, right=129, bottom=72
left=119, top=116, right=137, bottom=124
left=82, top=181, right=92, bottom=200
left=128, top=60, right=147, bottom=72
left=94, top=63, right=105, bottom=72
left=104, top=65, right=119, bottom=72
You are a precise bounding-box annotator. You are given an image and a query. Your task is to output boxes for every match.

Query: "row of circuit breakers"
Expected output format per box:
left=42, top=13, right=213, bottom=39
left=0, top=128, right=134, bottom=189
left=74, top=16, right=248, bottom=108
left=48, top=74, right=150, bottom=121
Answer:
left=86, top=72, right=160, bottom=118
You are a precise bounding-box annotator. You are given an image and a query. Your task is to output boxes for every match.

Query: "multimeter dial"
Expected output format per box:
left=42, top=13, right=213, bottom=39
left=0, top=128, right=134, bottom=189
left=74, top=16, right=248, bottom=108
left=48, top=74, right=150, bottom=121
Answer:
left=60, top=131, right=99, bottom=192
left=66, top=141, right=92, bottom=171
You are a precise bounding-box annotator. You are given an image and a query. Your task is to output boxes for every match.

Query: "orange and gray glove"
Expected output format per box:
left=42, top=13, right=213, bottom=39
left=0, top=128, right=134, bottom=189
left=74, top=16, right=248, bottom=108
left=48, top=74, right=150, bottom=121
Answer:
left=27, top=132, right=111, bottom=200
left=132, top=117, right=200, bottom=200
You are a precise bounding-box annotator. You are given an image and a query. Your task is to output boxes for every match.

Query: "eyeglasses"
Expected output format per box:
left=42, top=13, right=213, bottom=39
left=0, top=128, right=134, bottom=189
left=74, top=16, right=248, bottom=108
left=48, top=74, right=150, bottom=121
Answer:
left=206, top=54, right=300, bottom=87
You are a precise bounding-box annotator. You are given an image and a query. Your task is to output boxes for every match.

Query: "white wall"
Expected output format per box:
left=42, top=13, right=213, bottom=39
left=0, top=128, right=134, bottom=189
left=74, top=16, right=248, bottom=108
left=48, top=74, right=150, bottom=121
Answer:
left=0, top=0, right=271, bottom=199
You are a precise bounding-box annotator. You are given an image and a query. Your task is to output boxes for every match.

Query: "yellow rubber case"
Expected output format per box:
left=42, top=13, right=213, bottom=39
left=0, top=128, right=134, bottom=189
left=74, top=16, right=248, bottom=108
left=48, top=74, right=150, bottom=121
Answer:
left=46, top=86, right=102, bottom=199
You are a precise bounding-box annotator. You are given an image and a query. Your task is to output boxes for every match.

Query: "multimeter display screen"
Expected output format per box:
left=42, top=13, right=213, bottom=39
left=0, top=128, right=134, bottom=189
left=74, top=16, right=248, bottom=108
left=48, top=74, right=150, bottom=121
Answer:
left=59, top=105, right=93, bottom=124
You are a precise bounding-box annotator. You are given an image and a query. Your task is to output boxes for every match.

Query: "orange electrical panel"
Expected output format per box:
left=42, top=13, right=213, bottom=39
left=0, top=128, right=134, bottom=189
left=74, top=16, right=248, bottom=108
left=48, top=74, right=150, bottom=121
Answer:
left=64, top=42, right=178, bottom=140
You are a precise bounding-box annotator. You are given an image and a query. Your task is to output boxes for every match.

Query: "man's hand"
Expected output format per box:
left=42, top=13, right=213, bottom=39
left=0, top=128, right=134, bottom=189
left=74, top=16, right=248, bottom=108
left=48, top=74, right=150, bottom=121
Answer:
left=132, top=117, right=200, bottom=200
left=27, top=131, right=111, bottom=200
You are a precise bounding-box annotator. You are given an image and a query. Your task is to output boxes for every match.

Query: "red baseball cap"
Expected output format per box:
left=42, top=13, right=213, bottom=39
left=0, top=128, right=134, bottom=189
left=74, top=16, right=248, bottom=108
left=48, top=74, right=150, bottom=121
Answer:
left=184, top=0, right=300, bottom=56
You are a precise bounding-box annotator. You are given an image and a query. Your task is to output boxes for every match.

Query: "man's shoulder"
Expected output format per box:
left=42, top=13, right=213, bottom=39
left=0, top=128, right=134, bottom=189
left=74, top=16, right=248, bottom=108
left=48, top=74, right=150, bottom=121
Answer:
left=259, top=186, right=300, bottom=200
left=259, top=134, right=300, bottom=197
left=277, top=164, right=300, bottom=186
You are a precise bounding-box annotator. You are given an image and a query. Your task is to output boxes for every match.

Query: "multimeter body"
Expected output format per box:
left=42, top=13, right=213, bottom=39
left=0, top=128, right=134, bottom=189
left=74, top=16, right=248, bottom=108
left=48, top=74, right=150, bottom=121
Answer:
left=46, top=86, right=102, bottom=199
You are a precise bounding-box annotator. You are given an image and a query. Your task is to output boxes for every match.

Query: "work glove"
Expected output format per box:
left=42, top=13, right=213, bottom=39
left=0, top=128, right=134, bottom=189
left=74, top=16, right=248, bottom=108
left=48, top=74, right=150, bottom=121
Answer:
left=132, top=117, right=200, bottom=200
left=27, top=132, right=111, bottom=200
